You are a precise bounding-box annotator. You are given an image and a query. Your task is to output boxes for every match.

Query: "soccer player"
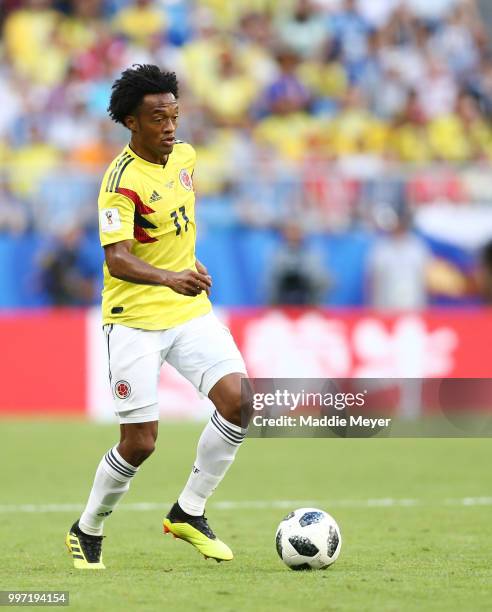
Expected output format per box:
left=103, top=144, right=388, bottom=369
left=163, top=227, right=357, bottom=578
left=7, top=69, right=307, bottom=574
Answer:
left=66, top=65, right=249, bottom=569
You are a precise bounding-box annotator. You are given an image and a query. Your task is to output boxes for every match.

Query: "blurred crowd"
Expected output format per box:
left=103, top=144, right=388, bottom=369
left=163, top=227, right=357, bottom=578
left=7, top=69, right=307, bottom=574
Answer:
left=2, top=2, right=492, bottom=201
left=1, top=0, right=492, bottom=306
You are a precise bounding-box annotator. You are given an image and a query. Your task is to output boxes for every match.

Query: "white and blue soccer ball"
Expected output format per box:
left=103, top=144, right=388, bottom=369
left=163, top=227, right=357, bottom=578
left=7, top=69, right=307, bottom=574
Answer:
left=275, top=507, right=342, bottom=570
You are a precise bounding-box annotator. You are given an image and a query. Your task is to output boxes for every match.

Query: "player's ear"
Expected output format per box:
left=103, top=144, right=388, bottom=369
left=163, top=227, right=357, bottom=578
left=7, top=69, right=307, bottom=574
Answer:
left=124, top=114, right=137, bottom=132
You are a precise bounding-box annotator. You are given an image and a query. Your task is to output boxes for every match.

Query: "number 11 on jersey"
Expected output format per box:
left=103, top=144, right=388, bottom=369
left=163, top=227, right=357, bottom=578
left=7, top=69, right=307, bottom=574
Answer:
left=170, top=206, right=190, bottom=235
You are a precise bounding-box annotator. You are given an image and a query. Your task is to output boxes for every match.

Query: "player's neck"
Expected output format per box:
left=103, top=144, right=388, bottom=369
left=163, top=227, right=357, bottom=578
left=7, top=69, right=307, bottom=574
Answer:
left=129, top=141, right=169, bottom=167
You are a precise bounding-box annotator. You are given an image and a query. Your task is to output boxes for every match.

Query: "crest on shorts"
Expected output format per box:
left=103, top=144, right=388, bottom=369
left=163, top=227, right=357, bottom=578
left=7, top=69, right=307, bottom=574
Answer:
left=115, top=380, right=131, bottom=399
left=179, top=169, right=193, bottom=191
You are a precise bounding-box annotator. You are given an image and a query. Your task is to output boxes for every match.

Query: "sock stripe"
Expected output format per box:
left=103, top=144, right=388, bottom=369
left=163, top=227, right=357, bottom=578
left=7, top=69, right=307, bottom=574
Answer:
left=105, top=450, right=136, bottom=478
left=211, top=411, right=245, bottom=442
left=104, top=453, right=131, bottom=479
left=212, top=420, right=239, bottom=445
left=211, top=411, right=245, bottom=445
left=110, top=448, right=137, bottom=474
left=212, top=410, right=246, bottom=439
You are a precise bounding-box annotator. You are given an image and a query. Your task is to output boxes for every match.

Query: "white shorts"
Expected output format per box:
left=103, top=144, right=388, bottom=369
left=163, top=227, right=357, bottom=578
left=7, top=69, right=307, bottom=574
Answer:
left=104, top=311, right=247, bottom=424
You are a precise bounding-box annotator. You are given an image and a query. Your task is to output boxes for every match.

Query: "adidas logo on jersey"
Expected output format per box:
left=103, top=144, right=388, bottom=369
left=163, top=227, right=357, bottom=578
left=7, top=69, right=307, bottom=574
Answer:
left=149, top=190, right=162, bottom=203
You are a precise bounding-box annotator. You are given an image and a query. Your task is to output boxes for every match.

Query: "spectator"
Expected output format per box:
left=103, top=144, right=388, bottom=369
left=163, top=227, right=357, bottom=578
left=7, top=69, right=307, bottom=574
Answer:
left=253, top=47, right=316, bottom=160
left=201, top=45, right=260, bottom=126
left=417, top=56, right=458, bottom=120
left=330, top=86, right=387, bottom=157
left=262, top=47, right=311, bottom=116
left=366, top=208, right=431, bottom=310
left=9, top=122, right=60, bottom=199
left=3, top=0, right=67, bottom=86
left=47, top=89, right=99, bottom=153
left=236, top=12, right=277, bottom=87
left=429, top=3, right=480, bottom=77
left=297, top=38, right=349, bottom=113
left=58, top=0, right=104, bottom=56
left=112, top=0, right=166, bottom=47
left=39, top=226, right=98, bottom=306
left=267, top=221, right=330, bottom=306
left=390, top=89, right=431, bottom=163
left=330, top=0, right=371, bottom=76
left=276, top=0, right=328, bottom=59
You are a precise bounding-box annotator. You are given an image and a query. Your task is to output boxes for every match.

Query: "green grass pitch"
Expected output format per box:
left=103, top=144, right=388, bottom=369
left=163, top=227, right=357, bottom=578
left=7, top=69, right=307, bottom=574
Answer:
left=1, top=421, right=491, bottom=611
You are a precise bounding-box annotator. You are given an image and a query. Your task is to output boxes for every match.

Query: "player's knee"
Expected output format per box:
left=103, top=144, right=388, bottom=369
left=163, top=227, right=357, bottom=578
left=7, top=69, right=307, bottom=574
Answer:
left=135, top=436, right=156, bottom=462
left=122, top=435, right=156, bottom=465
left=119, top=421, right=158, bottom=465
left=211, top=374, right=253, bottom=427
left=218, top=389, right=251, bottom=427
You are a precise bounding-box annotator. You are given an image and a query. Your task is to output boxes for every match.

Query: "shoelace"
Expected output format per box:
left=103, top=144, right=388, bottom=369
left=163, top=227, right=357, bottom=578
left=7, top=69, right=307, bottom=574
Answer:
left=188, top=515, right=216, bottom=540
left=78, top=533, right=104, bottom=563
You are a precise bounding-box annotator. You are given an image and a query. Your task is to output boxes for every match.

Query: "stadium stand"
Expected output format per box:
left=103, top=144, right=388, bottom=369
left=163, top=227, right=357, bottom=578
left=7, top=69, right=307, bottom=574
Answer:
left=0, top=0, right=491, bottom=306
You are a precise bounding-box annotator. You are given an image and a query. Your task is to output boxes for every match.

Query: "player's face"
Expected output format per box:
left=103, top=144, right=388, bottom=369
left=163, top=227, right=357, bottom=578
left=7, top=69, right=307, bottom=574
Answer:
left=131, top=93, right=179, bottom=160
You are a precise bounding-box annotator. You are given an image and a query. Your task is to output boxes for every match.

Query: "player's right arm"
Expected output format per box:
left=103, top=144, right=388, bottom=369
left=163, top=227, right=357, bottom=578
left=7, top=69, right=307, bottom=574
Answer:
left=104, top=240, right=211, bottom=297
left=99, top=188, right=210, bottom=297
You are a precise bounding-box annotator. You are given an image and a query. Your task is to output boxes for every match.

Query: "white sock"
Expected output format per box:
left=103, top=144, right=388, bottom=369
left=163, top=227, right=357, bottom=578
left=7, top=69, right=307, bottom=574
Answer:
left=79, top=446, right=138, bottom=536
left=178, top=410, right=246, bottom=516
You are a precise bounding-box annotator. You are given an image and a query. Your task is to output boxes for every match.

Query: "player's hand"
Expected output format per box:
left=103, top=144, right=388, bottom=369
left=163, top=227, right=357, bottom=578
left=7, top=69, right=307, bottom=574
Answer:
left=195, top=259, right=212, bottom=296
left=163, top=269, right=212, bottom=297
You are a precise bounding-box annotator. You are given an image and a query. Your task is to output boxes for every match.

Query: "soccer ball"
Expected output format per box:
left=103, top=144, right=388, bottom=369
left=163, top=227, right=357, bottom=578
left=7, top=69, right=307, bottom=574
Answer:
left=275, top=507, right=342, bottom=570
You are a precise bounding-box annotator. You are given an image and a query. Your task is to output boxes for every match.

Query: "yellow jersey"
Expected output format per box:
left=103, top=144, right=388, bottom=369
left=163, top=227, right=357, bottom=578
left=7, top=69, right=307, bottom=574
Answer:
left=98, top=142, right=211, bottom=330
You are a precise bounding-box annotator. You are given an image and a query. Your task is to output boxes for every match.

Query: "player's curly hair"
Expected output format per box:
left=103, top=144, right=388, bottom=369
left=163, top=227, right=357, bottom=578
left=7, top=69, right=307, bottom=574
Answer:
left=108, top=64, right=179, bottom=125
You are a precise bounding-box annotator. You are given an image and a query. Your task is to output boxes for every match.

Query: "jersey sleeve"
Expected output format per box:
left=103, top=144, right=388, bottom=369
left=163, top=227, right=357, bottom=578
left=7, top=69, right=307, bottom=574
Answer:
left=98, top=191, right=135, bottom=247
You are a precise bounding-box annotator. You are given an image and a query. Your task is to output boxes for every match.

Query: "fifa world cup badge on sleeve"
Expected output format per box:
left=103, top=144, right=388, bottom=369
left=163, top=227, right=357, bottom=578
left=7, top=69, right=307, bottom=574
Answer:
left=100, top=208, right=122, bottom=232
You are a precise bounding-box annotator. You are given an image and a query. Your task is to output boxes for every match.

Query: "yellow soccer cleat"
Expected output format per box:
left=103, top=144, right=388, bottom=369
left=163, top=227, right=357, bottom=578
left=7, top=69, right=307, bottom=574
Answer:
left=66, top=521, right=106, bottom=569
left=163, top=502, right=233, bottom=562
